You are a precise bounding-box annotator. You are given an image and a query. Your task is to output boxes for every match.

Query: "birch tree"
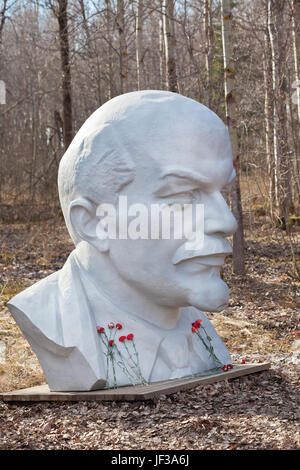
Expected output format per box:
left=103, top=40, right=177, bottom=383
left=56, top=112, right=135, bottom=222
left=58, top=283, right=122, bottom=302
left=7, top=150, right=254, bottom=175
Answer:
left=0, top=0, right=9, bottom=102
left=267, top=0, right=279, bottom=209
left=291, top=0, right=300, bottom=123
left=0, top=0, right=8, bottom=204
left=159, top=15, right=165, bottom=89
left=290, top=0, right=300, bottom=201
left=162, top=0, right=178, bottom=93
left=263, top=0, right=275, bottom=218
left=268, top=0, right=292, bottom=230
left=204, top=0, right=214, bottom=109
left=221, top=0, right=245, bottom=275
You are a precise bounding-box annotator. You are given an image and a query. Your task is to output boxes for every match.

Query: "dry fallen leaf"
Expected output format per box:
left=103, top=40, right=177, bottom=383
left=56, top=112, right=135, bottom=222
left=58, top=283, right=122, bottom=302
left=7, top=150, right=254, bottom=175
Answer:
left=0, top=221, right=299, bottom=450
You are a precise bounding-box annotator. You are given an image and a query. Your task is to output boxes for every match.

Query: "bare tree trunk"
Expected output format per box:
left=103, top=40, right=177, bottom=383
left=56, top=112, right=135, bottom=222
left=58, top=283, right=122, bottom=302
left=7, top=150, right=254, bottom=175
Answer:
left=267, top=0, right=279, bottom=209
left=162, top=0, right=178, bottom=93
left=105, top=0, right=114, bottom=100
left=291, top=0, right=300, bottom=203
left=181, top=0, right=203, bottom=102
left=268, top=0, right=292, bottom=230
left=0, top=0, right=7, bottom=49
left=78, top=0, right=102, bottom=106
left=292, top=0, right=300, bottom=123
left=0, top=0, right=8, bottom=204
left=204, top=0, right=214, bottom=109
left=287, top=68, right=300, bottom=202
left=159, top=16, right=165, bottom=89
left=117, top=0, right=128, bottom=94
left=78, top=0, right=90, bottom=48
left=221, top=0, right=245, bottom=276
left=136, top=0, right=144, bottom=90
left=263, top=0, right=275, bottom=219
left=56, top=0, right=73, bottom=151
left=277, top=25, right=292, bottom=230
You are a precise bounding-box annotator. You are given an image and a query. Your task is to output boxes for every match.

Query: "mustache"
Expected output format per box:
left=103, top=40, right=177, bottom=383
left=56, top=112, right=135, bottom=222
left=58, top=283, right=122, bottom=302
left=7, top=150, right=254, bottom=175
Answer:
left=172, top=236, right=232, bottom=265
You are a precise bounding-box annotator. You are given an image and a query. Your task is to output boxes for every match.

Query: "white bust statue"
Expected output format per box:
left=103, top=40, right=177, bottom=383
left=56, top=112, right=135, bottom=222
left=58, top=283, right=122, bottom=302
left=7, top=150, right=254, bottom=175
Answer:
left=7, top=91, right=237, bottom=391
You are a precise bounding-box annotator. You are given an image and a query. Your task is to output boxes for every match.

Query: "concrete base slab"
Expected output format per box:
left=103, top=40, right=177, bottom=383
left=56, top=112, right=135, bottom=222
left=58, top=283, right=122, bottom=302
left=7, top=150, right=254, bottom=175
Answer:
left=0, top=363, right=270, bottom=402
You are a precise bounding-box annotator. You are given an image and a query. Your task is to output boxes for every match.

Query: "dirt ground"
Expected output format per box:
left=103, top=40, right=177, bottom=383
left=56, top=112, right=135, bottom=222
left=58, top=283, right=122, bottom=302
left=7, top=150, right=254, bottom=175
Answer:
left=0, top=220, right=299, bottom=450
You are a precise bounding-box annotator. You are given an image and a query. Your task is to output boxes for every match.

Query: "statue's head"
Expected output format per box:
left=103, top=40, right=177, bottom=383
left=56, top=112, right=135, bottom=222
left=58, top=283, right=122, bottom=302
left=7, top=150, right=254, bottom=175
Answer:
left=58, top=90, right=237, bottom=314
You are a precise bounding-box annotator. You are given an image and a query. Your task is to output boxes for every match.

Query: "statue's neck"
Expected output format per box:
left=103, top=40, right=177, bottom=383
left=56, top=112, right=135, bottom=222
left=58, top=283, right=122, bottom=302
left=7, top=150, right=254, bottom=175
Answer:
left=73, top=242, right=181, bottom=329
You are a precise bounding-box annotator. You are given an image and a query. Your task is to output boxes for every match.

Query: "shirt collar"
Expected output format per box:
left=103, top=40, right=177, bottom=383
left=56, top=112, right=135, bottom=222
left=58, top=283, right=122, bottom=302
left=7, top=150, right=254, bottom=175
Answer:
left=73, top=250, right=165, bottom=381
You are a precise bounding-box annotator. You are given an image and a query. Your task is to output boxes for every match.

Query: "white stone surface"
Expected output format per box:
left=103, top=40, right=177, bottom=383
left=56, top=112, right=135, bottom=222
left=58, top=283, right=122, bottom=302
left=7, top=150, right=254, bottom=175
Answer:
left=7, top=91, right=237, bottom=391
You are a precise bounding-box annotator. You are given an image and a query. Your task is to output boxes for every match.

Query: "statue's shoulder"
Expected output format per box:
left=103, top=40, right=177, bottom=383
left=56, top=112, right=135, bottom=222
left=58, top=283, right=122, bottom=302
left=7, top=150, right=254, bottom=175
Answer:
left=7, top=250, right=81, bottom=341
left=7, top=269, right=60, bottom=314
left=6, top=269, right=63, bottom=345
left=7, top=250, right=77, bottom=319
left=6, top=253, right=106, bottom=391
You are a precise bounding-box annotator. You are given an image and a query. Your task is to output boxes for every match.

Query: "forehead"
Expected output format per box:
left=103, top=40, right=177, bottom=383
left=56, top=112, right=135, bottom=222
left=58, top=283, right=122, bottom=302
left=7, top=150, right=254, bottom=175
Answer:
left=135, top=120, right=234, bottom=191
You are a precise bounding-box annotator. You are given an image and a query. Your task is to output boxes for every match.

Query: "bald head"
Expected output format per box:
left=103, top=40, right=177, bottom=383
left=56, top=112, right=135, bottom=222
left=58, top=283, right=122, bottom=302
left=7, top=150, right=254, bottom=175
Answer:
left=58, top=90, right=230, bottom=244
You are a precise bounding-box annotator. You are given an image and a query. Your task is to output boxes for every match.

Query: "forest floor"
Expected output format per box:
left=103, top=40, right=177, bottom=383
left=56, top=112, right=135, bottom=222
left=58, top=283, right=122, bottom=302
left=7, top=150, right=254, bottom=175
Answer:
left=0, top=219, right=299, bottom=450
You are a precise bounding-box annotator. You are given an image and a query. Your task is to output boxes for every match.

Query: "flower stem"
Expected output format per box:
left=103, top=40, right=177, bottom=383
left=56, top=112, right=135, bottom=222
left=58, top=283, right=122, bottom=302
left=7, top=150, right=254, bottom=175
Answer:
left=132, top=340, right=148, bottom=385
left=196, top=326, right=222, bottom=367
left=114, top=346, right=139, bottom=385
left=110, top=348, right=118, bottom=388
left=99, top=332, right=110, bottom=384
left=123, top=341, right=138, bottom=367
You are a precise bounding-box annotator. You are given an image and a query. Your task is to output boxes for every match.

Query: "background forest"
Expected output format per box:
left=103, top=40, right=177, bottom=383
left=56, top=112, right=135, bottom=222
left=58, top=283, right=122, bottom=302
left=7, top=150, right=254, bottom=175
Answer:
left=0, top=0, right=299, bottom=237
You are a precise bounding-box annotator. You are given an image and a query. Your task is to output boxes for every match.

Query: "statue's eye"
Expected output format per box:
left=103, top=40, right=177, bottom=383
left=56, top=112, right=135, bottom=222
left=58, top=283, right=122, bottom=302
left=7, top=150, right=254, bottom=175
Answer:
left=166, top=190, right=198, bottom=205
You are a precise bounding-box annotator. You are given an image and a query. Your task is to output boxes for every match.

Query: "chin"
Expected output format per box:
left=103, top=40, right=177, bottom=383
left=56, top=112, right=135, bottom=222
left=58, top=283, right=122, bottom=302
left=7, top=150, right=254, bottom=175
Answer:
left=187, top=277, right=230, bottom=312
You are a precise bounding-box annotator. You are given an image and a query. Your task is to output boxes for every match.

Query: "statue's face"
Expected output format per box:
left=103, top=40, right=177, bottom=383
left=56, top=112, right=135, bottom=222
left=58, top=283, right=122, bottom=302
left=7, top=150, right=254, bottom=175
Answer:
left=106, top=120, right=238, bottom=313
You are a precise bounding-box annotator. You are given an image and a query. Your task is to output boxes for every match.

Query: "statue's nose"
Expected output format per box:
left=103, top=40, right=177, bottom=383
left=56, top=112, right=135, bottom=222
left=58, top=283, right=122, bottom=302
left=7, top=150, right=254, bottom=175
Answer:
left=203, top=191, right=238, bottom=237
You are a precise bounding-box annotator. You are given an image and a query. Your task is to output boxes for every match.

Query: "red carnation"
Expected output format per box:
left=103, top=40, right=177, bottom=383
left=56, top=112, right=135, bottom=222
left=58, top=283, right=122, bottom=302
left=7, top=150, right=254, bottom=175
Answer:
left=227, top=364, right=233, bottom=369
left=116, top=323, right=123, bottom=330
left=109, top=339, right=114, bottom=347
left=192, top=319, right=202, bottom=330
left=96, top=326, right=104, bottom=334
left=127, top=333, right=134, bottom=340
left=108, top=322, right=114, bottom=329
left=192, top=326, right=198, bottom=333
left=119, top=336, right=126, bottom=343
left=242, top=359, right=246, bottom=364
left=222, top=365, right=228, bottom=372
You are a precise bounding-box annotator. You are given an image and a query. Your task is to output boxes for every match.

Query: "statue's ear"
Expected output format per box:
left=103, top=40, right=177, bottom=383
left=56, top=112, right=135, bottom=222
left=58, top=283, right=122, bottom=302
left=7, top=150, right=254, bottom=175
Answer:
left=69, top=198, right=109, bottom=252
